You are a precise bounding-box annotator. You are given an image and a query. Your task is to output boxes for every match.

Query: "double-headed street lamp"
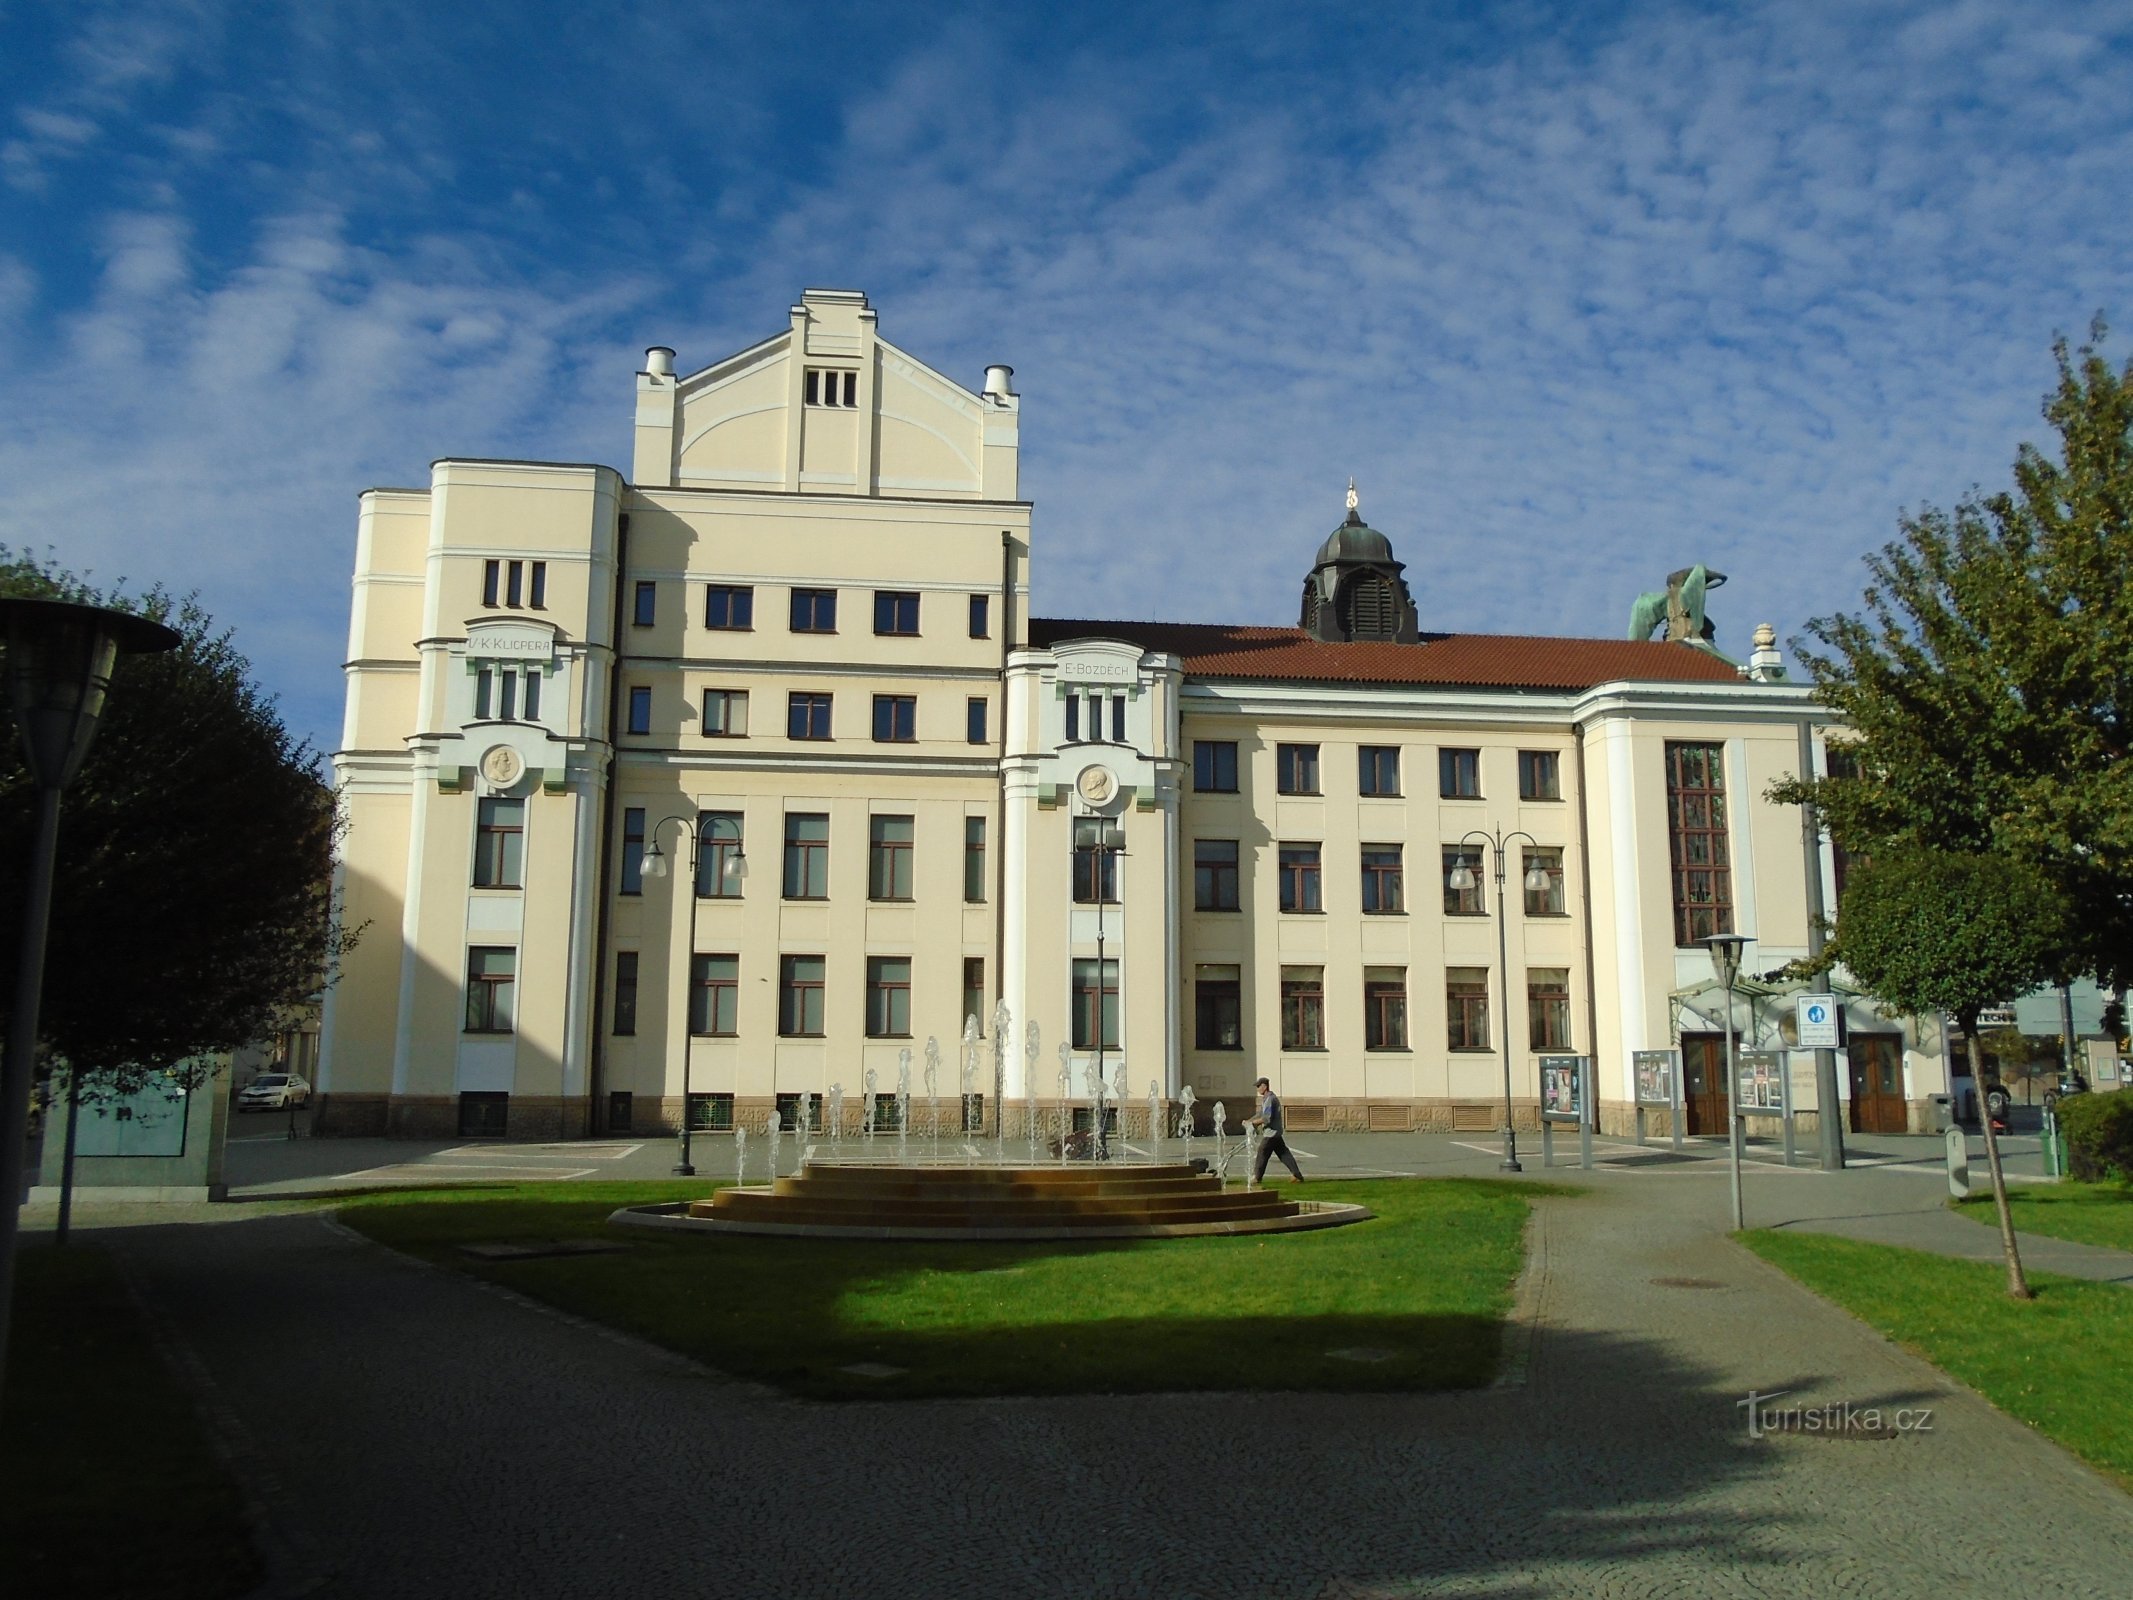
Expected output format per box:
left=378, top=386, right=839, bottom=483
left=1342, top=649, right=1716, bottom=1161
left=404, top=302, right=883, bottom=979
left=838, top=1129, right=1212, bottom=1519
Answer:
left=1698, top=930, right=1753, bottom=1230
left=1448, top=827, right=1555, bottom=1173
left=0, top=598, right=179, bottom=1399
left=641, top=813, right=745, bottom=1176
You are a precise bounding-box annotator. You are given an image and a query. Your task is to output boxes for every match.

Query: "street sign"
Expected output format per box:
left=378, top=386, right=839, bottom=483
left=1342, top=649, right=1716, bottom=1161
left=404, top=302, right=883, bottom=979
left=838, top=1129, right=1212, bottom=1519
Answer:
left=1795, top=995, right=1841, bottom=1049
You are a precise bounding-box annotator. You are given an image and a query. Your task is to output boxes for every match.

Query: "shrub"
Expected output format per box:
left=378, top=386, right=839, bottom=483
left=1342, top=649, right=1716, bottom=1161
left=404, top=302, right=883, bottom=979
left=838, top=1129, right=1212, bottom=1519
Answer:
left=2056, top=1091, right=2133, bottom=1182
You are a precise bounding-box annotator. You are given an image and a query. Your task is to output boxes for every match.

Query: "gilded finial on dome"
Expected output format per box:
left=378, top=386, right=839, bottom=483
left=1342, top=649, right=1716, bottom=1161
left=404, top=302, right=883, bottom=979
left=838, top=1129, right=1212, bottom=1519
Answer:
left=1345, top=477, right=1360, bottom=523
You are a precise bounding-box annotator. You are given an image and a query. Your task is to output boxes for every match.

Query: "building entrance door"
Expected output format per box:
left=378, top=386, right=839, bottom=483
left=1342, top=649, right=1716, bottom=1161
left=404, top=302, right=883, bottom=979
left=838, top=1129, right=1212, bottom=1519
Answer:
left=1848, top=1034, right=1908, bottom=1134
left=1682, top=1033, right=1731, bottom=1135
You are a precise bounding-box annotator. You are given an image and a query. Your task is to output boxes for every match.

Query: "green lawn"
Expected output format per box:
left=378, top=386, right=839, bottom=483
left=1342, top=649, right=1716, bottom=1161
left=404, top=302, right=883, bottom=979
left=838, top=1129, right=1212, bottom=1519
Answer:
left=338, top=1177, right=1542, bottom=1399
left=1, top=1244, right=262, bottom=1600
left=1952, top=1181, right=2133, bottom=1252
left=1742, top=1230, right=2133, bottom=1486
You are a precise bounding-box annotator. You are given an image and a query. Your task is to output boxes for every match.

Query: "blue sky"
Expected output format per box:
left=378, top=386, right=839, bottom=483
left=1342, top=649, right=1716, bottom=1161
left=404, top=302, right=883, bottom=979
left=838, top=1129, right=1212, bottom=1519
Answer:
left=3, top=0, right=2130, bottom=754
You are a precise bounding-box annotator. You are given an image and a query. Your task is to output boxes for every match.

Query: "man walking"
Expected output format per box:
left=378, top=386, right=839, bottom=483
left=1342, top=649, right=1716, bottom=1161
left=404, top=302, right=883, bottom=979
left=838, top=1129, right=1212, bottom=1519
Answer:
left=1249, top=1076, right=1305, bottom=1184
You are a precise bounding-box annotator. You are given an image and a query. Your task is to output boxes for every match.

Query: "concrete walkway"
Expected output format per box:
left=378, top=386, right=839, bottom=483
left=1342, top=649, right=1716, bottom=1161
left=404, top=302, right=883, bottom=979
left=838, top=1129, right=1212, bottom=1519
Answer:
left=32, top=1134, right=2130, bottom=1599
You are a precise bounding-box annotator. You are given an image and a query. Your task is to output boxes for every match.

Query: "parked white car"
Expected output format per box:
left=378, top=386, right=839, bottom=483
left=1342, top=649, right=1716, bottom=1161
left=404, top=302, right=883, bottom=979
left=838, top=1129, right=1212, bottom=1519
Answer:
left=237, top=1074, right=311, bottom=1112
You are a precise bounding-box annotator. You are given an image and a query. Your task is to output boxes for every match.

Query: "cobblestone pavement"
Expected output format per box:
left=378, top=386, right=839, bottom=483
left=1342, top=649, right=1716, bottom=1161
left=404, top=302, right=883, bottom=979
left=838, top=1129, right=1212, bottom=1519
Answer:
left=84, top=1158, right=2133, bottom=1600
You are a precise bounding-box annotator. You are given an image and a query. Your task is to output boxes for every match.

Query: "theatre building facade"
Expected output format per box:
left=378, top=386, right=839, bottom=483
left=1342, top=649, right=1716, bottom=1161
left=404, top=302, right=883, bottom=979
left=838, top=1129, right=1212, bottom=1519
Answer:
left=318, top=288, right=1950, bottom=1144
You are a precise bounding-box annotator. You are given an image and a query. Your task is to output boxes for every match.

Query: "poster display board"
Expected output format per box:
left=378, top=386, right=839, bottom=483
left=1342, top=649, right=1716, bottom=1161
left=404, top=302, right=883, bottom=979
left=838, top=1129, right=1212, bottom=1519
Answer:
left=1540, top=1055, right=1587, bottom=1123
left=1737, top=1050, right=1788, bottom=1115
left=1631, top=1048, right=1685, bottom=1149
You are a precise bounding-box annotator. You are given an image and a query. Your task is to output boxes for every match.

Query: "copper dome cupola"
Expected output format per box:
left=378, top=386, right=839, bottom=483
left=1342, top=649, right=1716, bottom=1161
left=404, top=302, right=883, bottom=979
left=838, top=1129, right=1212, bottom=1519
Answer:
left=1298, top=481, right=1420, bottom=644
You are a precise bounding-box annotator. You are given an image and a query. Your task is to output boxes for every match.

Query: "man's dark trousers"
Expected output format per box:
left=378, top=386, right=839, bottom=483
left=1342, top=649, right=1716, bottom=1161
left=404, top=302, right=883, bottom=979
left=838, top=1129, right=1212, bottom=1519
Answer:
left=1254, top=1132, right=1303, bottom=1182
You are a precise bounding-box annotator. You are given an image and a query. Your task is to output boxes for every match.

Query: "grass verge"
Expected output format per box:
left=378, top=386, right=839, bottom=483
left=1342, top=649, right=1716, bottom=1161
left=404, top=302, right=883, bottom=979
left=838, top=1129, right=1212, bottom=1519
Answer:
left=338, top=1177, right=1542, bottom=1399
left=1, top=1243, right=262, bottom=1600
left=1952, top=1181, right=2133, bottom=1251
left=1742, top=1230, right=2133, bottom=1486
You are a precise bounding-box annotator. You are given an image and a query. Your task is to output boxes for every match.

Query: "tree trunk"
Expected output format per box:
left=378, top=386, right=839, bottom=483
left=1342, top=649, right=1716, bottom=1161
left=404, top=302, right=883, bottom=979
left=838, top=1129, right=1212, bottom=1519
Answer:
left=1969, top=1028, right=2032, bottom=1300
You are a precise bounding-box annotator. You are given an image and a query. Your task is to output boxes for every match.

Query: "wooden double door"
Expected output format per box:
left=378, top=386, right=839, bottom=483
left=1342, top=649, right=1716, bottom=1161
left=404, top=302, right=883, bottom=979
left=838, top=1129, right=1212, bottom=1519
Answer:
left=1681, top=1033, right=1730, bottom=1135
left=1848, top=1033, right=1909, bottom=1134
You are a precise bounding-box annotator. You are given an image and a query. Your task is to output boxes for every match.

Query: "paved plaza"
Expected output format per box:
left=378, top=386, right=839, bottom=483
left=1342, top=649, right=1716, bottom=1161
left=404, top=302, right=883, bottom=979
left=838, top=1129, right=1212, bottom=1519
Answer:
left=23, top=1126, right=2133, bottom=1598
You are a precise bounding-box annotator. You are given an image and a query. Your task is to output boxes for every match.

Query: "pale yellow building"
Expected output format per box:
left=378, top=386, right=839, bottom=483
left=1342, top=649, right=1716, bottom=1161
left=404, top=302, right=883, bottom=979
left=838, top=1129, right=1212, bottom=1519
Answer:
left=320, top=288, right=1949, bottom=1145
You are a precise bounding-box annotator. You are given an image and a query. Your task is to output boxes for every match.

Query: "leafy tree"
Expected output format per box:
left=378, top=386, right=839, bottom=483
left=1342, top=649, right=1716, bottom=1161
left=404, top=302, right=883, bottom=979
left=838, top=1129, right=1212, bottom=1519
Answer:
left=0, top=548, right=352, bottom=1101
left=1830, top=849, right=2070, bottom=1298
left=1772, top=322, right=2133, bottom=990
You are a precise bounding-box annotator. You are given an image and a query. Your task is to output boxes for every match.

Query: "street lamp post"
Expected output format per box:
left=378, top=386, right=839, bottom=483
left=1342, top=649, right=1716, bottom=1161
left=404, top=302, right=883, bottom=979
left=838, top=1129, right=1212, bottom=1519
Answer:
left=0, top=598, right=179, bottom=1397
left=1449, top=827, right=1555, bottom=1173
left=642, top=813, right=745, bottom=1176
left=1077, top=818, right=1125, bottom=1161
left=1699, top=931, right=1753, bottom=1230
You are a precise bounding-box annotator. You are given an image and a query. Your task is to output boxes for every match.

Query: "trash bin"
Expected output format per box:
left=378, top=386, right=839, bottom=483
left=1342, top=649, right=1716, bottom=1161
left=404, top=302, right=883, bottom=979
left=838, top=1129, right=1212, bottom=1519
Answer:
left=1929, top=1093, right=1953, bottom=1133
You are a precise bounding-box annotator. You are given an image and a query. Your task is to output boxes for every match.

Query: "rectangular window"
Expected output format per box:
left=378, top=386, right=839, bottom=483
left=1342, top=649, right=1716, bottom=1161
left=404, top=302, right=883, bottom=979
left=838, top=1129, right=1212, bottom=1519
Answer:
left=866, top=956, right=912, bottom=1037
left=1523, top=846, right=1566, bottom=916
left=787, top=691, right=833, bottom=740
left=1065, top=695, right=1080, bottom=742
left=690, top=1093, right=735, bottom=1132
left=1278, top=843, right=1322, bottom=914
left=529, top=562, right=546, bottom=609
left=1518, top=749, right=1561, bottom=801
left=969, top=594, right=990, bottom=638
left=612, top=951, right=638, bottom=1037
left=1359, top=746, right=1401, bottom=796
left=626, top=685, right=652, bottom=736
left=690, top=954, right=739, bottom=1037
left=1361, top=844, right=1404, bottom=914
left=872, top=694, right=916, bottom=742
left=482, top=560, right=501, bottom=608
left=778, top=955, right=826, bottom=1037
left=522, top=670, right=541, bottom=722
left=473, top=798, right=525, bottom=888
left=868, top=815, right=914, bottom=901
left=620, top=807, right=645, bottom=895
left=633, top=581, right=656, bottom=628
left=805, top=368, right=857, bottom=407
left=1072, top=958, right=1120, bottom=1051
left=1529, top=968, right=1572, bottom=1051
left=1071, top=818, right=1120, bottom=904
left=790, top=588, right=837, bottom=632
left=1364, top=967, right=1408, bottom=1051
left=506, top=561, right=524, bottom=608
left=967, top=696, right=988, bottom=744
left=1194, top=963, right=1242, bottom=1051
left=697, top=812, right=745, bottom=898
left=1281, top=967, right=1326, bottom=1051
left=1440, top=748, right=1481, bottom=798
left=1110, top=694, right=1126, bottom=743
left=465, top=947, right=516, bottom=1034
left=783, top=813, right=829, bottom=900
left=873, top=591, right=920, bottom=635
left=1193, top=740, right=1238, bottom=793
left=963, top=816, right=987, bottom=903
left=963, top=957, right=986, bottom=1037
left=608, top=1091, right=632, bottom=1133
left=1448, top=967, right=1492, bottom=1051
left=475, top=667, right=493, bottom=720
left=870, top=1094, right=902, bottom=1132
left=1666, top=741, right=1732, bottom=945
left=1276, top=742, right=1320, bottom=795
left=498, top=670, right=517, bottom=722
left=705, top=584, right=754, bottom=630
left=701, top=689, right=748, bottom=738
left=1443, top=847, right=1484, bottom=916
left=776, top=1092, right=826, bottom=1135
left=1194, top=839, right=1240, bottom=911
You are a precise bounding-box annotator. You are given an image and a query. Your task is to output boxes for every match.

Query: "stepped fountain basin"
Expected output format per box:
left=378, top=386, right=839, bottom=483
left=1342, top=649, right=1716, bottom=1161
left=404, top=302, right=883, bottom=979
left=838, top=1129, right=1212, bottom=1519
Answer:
left=612, top=1162, right=1372, bottom=1242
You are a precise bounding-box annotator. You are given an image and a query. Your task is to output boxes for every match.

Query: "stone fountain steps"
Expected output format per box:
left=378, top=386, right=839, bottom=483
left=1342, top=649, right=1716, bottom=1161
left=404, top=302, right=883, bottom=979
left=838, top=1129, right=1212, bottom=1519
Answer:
left=618, top=1160, right=1373, bottom=1241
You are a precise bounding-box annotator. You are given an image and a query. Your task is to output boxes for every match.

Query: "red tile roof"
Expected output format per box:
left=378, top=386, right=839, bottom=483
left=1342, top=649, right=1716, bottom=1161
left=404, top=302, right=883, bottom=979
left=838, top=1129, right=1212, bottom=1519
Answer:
left=1028, top=618, right=1744, bottom=692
